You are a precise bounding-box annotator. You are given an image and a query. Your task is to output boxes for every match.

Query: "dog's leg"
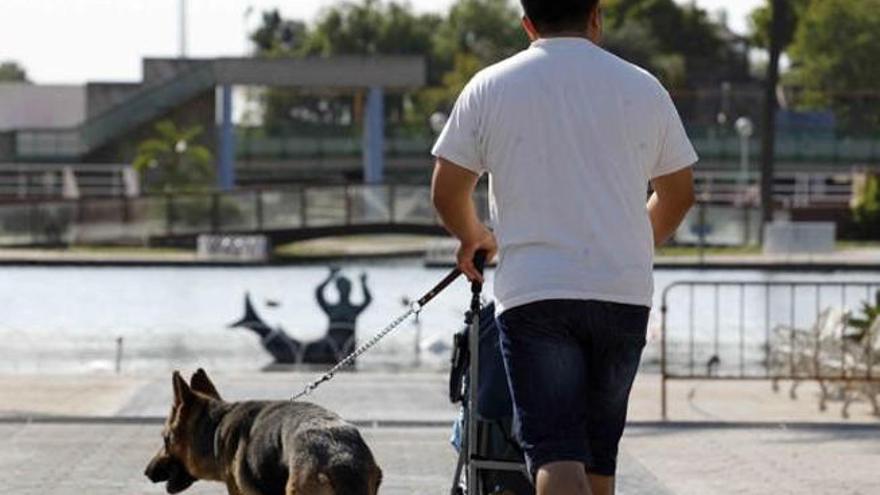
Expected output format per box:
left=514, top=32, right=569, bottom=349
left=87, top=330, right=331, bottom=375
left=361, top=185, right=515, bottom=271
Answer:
left=226, top=479, right=244, bottom=495
left=818, top=379, right=829, bottom=412
left=869, top=386, right=880, bottom=417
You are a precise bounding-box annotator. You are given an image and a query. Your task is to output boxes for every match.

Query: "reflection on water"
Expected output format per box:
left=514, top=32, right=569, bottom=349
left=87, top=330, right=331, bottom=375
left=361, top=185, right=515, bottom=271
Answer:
left=0, top=260, right=877, bottom=373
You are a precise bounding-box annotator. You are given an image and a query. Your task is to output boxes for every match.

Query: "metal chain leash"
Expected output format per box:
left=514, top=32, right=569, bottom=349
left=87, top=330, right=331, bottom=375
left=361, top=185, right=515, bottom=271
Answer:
left=290, top=305, right=418, bottom=400
left=290, top=261, right=474, bottom=401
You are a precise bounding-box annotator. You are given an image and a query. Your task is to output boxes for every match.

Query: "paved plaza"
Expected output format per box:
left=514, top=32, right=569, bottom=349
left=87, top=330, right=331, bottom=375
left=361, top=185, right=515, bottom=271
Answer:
left=0, top=371, right=879, bottom=494
left=1, top=420, right=878, bottom=495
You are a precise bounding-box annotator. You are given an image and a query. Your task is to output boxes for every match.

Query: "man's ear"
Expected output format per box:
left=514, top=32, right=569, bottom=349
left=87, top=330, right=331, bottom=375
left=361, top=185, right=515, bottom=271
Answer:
left=588, top=5, right=603, bottom=44
left=172, top=371, right=193, bottom=406
left=521, top=16, right=540, bottom=42
left=190, top=368, right=221, bottom=400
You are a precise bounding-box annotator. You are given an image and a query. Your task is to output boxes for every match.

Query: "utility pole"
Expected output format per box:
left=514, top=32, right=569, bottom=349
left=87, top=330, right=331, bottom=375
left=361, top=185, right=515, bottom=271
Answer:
left=759, top=0, right=787, bottom=240
left=179, top=0, right=188, bottom=58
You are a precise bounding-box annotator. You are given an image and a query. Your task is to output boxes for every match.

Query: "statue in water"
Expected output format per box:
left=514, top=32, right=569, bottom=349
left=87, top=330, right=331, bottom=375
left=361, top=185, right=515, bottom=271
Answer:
left=313, top=267, right=372, bottom=362
left=230, top=267, right=372, bottom=366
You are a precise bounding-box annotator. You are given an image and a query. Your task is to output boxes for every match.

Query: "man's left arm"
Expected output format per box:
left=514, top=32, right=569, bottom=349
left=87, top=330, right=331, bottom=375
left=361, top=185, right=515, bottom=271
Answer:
left=431, top=157, right=497, bottom=282
left=648, top=166, right=695, bottom=246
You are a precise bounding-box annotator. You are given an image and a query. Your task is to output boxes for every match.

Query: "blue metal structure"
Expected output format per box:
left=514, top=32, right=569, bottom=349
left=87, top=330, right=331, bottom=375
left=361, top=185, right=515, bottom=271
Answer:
left=217, top=85, right=236, bottom=191
left=363, top=86, right=385, bottom=184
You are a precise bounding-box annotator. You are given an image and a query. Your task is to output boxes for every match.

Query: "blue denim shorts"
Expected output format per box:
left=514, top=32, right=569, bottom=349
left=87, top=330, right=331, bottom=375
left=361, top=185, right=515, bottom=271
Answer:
left=497, top=299, right=649, bottom=477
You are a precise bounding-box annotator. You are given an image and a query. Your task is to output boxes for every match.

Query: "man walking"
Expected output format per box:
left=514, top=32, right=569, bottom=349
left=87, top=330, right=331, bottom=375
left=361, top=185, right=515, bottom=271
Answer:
left=431, top=1, right=696, bottom=494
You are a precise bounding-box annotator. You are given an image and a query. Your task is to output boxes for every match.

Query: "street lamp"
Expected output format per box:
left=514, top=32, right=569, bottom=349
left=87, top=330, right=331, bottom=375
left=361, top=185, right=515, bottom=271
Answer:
left=735, top=116, right=754, bottom=202
left=179, top=0, right=188, bottom=58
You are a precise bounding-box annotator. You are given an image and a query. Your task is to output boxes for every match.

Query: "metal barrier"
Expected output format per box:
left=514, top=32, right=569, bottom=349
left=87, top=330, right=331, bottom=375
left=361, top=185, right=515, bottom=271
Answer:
left=0, top=175, right=852, bottom=247
left=0, top=184, right=491, bottom=246
left=234, top=132, right=880, bottom=164
left=660, top=281, right=880, bottom=419
left=694, top=170, right=854, bottom=207
left=0, top=163, right=136, bottom=199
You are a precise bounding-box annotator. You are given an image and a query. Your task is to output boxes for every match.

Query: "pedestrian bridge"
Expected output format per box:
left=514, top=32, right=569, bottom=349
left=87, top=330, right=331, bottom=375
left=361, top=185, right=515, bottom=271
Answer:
left=0, top=184, right=487, bottom=247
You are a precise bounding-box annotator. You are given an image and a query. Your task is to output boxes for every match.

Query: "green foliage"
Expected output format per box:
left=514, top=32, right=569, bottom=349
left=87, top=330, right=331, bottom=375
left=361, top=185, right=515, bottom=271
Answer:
left=786, top=0, right=880, bottom=133
left=846, top=290, right=880, bottom=343
left=604, top=0, right=744, bottom=86
left=602, top=17, right=686, bottom=87
left=299, top=0, right=440, bottom=57
left=249, top=0, right=748, bottom=131
left=851, top=173, right=880, bottom=239
left=252, top=1, right=443, bottom=134
left=0, top=61, right=28, bottom=82
left=249, top=10, right=309, bottom=55
left=133, top=120, right=214, bottom=194
left=747, top=0, right=809, bottom=51
left=433, top=0, right=525, bottom=69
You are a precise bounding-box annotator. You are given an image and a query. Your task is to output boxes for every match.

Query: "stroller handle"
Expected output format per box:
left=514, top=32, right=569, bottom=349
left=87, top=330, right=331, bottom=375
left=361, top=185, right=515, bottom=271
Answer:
left=471, top=250, right=488, bottom=296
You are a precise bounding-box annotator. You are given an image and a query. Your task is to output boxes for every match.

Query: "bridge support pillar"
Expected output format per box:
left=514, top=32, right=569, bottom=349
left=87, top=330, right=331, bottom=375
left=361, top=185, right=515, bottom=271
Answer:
left=362, top=86, right=384, bottom=184
left=217, top=85, right=236, bottom=191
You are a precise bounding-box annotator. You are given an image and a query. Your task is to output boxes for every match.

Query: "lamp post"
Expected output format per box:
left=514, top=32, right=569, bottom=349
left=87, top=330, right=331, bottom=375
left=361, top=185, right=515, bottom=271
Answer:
left=735, top=116, right=754, bottom=203
left=179, top=0, right=188, bottom=58
left=429, top=112, right=448, bottom=135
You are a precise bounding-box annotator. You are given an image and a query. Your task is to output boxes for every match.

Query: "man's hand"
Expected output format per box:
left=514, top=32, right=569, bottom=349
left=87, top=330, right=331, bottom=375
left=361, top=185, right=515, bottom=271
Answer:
left=431, top=157, right=497, bottom=282
left=456, top=225, right=498, bottom=283
left=648, top=166, right=696, bottom=246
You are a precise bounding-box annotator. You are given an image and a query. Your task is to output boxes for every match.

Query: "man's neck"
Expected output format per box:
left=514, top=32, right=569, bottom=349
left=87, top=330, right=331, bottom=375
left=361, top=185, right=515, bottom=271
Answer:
left=538, top=31, right=590, bottom=40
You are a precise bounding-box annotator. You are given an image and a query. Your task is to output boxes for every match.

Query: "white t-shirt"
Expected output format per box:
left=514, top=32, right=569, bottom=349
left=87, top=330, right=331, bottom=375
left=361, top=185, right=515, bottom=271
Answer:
left=432, top=37, right=698, bottom=313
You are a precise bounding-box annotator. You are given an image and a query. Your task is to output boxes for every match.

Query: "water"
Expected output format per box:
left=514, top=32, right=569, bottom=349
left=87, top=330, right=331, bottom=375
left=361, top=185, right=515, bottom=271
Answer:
left=0, top=260, right=877, bottom=373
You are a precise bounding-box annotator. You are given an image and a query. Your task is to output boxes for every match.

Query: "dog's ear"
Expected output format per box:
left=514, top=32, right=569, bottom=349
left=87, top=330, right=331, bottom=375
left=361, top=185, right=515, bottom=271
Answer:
left=190, top=368, right=221, bottom=400
left=172, top=371, right=193, bottom=407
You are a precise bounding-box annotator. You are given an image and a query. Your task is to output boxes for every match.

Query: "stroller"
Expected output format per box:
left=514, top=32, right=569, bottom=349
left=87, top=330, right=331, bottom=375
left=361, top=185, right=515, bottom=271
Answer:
left=449, top=296, right=534, bottom=495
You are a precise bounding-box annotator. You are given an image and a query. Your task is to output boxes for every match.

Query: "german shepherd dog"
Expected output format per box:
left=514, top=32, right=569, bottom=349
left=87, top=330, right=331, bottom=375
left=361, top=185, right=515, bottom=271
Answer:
left=144, top=369, right=382, bottom=494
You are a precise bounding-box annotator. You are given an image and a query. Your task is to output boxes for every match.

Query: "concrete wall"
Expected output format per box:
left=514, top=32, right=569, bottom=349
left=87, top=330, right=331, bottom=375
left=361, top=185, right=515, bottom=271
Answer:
left=86, top=83, right=142, bottom=119
left=142, top=56, right=426, bottom=90
left=0, top=132, right=14, bottom=162
left=85, top=90, right=216, bottom=164
left=212, top=57, right=426, bottom=90
left=0, top=83, right=85, bottom=131
left=142, top=59, right=205, bottom=85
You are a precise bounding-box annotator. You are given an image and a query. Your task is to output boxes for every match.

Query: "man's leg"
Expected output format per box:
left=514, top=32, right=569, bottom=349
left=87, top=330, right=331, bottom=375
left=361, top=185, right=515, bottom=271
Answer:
left=497, top=300, right=592, bottom=495
left=580, top=301, right=650, bottom=495
left=537, top=461, right=591, bottom=495
left=586, top=473, right=614, bottom=495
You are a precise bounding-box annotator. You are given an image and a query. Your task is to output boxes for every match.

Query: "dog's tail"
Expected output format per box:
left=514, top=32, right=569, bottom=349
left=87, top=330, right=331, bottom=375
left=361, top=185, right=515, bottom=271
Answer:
left=229, top=292, right=271, bottom=331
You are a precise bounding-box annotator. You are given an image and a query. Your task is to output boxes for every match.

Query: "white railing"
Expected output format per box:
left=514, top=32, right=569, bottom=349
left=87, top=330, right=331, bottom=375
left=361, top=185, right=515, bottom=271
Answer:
left=694, top=170, right=854, bottom=207
left=0, top=163, right=138, bottom=199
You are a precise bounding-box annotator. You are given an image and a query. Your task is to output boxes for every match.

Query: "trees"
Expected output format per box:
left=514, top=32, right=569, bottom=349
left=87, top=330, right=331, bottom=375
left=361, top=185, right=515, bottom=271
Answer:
left=747, top=0, right=808, bottom=51
left=0, top=61, right=28, bottom=83
left=249, top=9, right=309, bottom=55
left=604, top=0, right=747, bottom=87
left=787, top=0, right=880, bottom=133
left=851, top=172, right=880, bottom=239
left=748, top=0, right=880, bottom=134
left=432, top=0, right=525, bottom=71
left=250, top=1, right=442, bottom=134
left=300, top=0, right=439, bottom=57
left=248, top=0, right=749, bottom=132
left=133, top=120, right=213, bottom=193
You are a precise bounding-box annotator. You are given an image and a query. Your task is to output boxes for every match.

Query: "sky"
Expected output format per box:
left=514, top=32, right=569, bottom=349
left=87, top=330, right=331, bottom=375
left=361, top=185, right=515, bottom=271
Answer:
left=0, top=0, right=763, bottom=85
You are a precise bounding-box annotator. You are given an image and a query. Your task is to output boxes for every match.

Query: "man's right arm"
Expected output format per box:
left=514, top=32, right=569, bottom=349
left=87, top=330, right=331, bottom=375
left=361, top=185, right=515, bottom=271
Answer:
left=648, top=166, right=695, bottom=246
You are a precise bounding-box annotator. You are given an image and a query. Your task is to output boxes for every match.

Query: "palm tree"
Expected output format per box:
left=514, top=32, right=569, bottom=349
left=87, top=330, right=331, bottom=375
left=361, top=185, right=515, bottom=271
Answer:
left=133, top=120, right=213, bottom=193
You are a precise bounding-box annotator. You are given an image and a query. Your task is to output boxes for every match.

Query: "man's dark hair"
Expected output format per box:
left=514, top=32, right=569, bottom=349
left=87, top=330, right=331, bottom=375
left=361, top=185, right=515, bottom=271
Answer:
left=520, top=0, right=600, bottom=34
